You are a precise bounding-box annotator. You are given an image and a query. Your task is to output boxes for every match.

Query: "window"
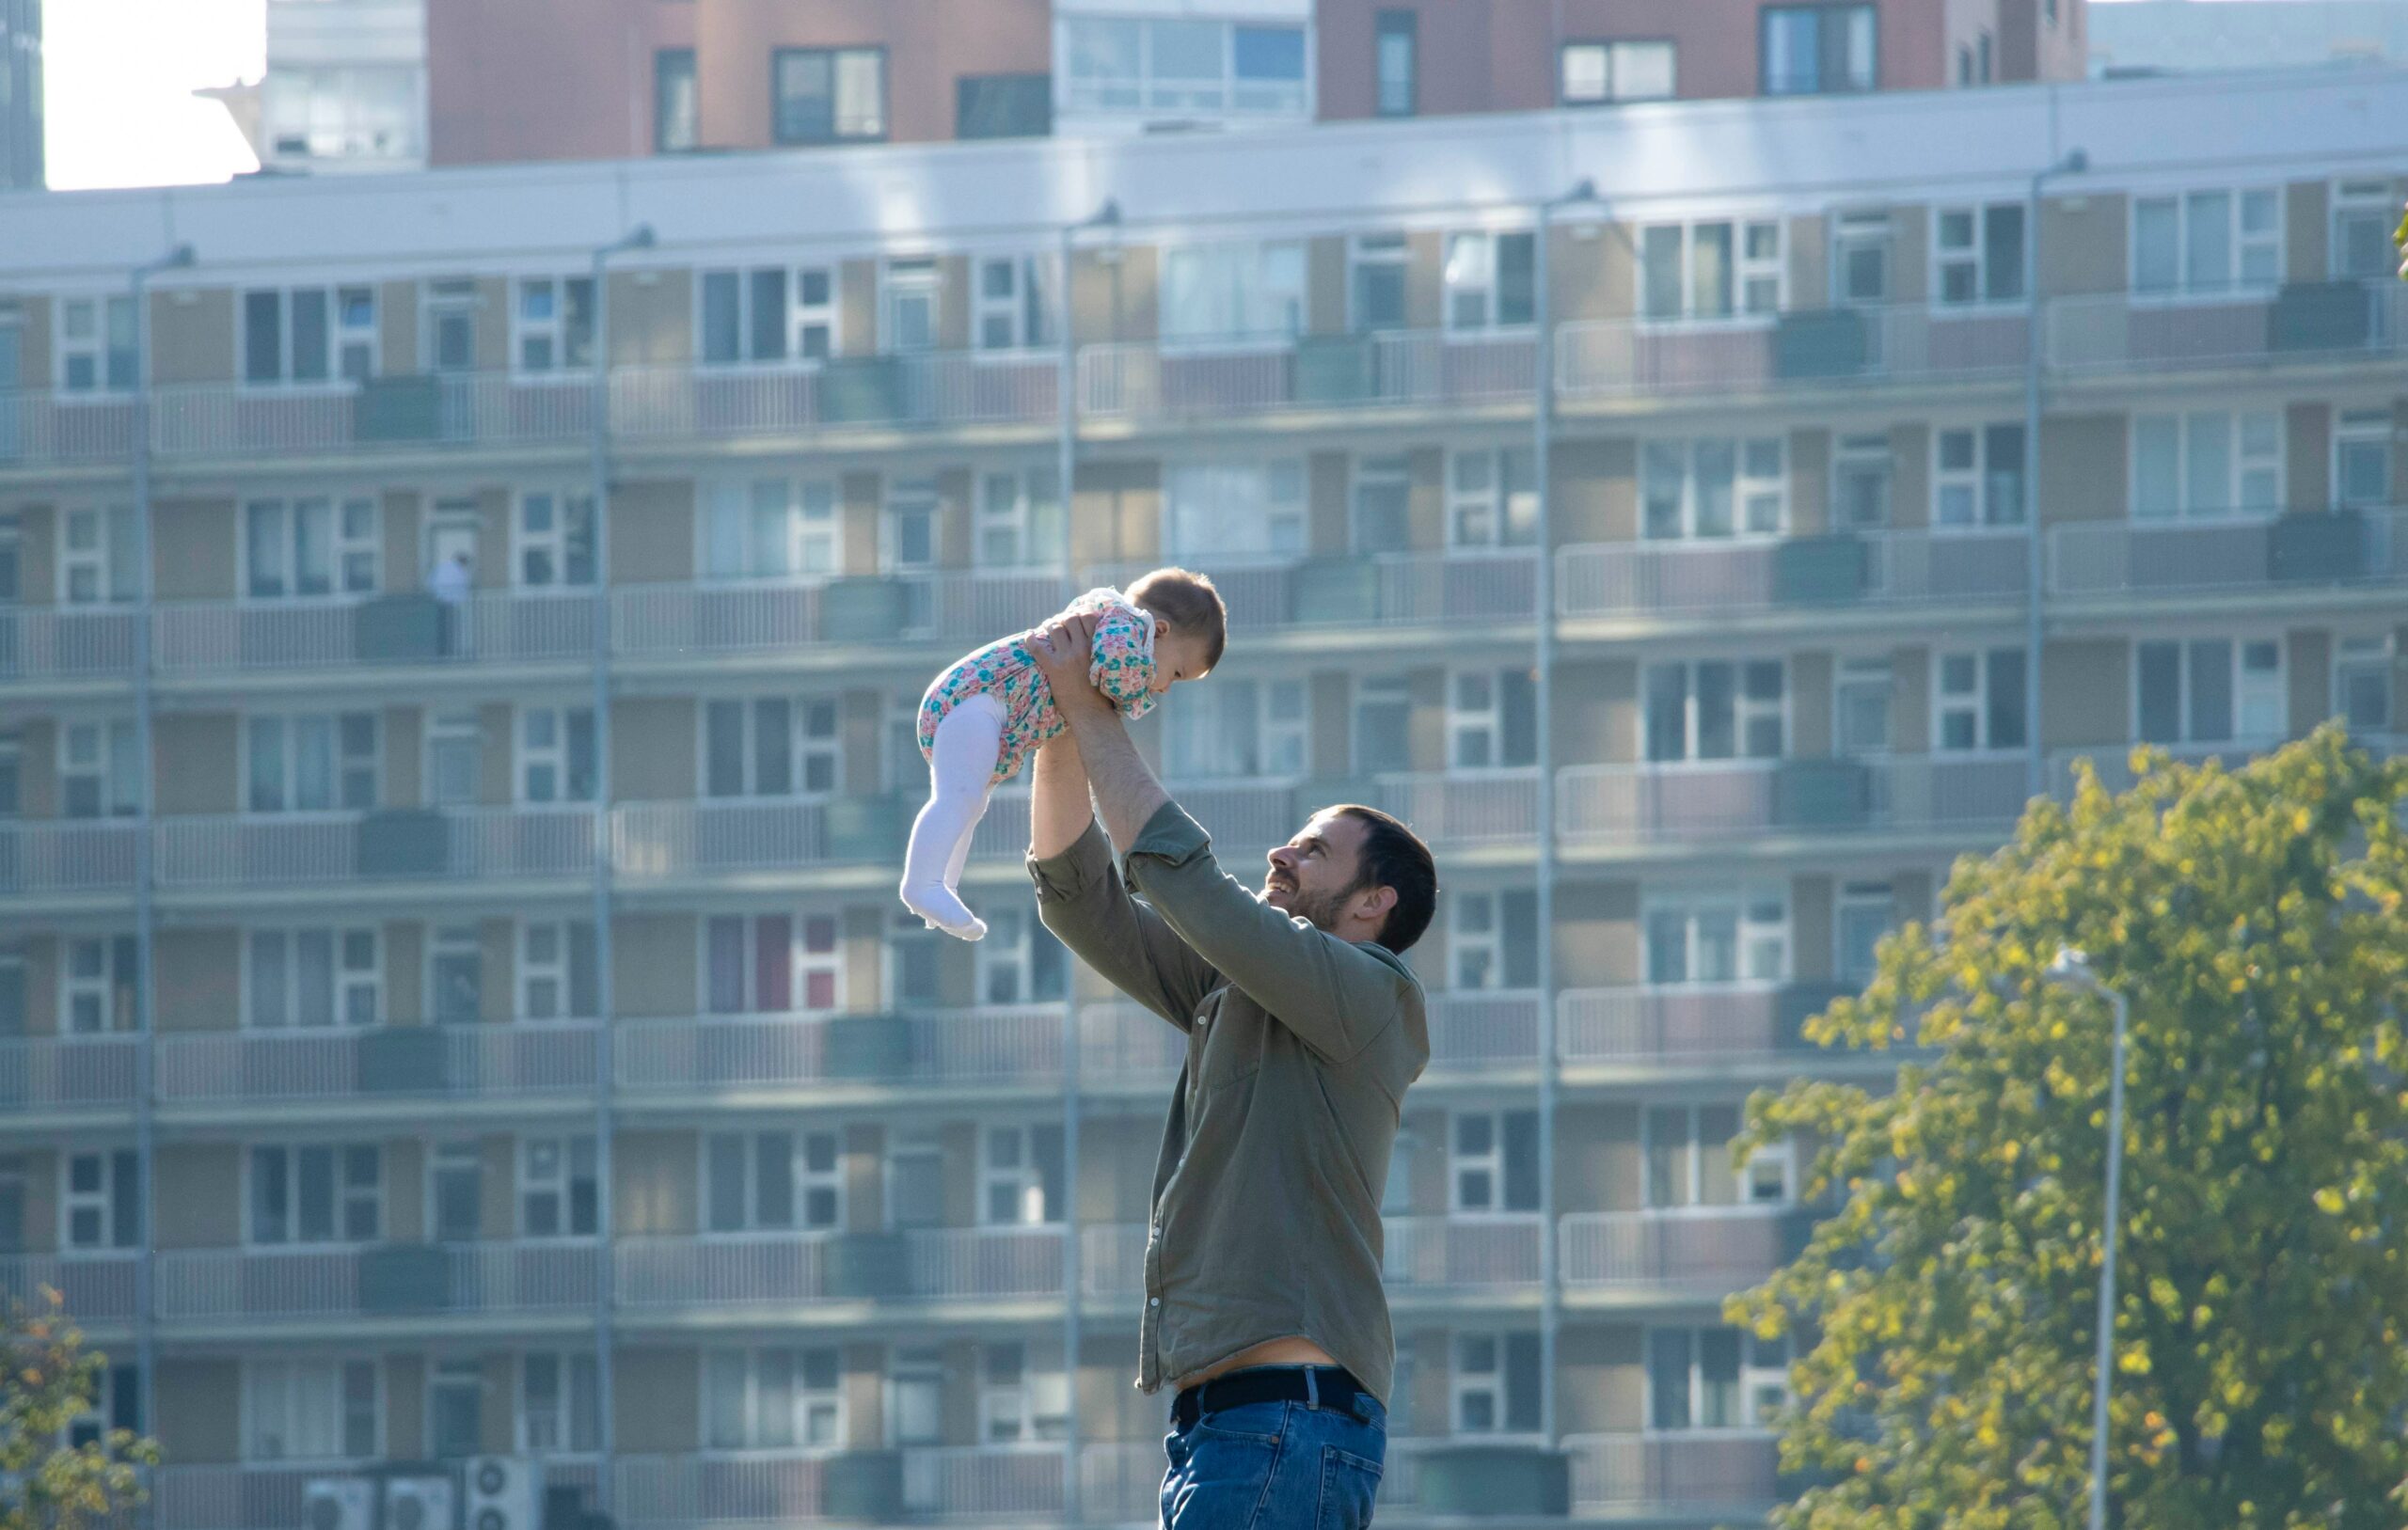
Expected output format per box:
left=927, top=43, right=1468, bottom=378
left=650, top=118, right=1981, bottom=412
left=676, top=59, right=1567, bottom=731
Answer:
left=976, top=907, right=1069, bottom=1006
left=705, top=1129, right=843, bottom=1233
left=2335, top=635, right=2394, bottom=734
left=976, top=467, right=1064, bottom=569
left=1060, top=18, right=1308, bottom=118
left=514, top=277, right=595, bottom=373
left=1451, top=1333, right=1542, bottom=1434
left=246, top=713, right=378, bottom=813
left=2336, top=408, right=2393, bottom=509
left=1164, top=678, right=1307, bottom=779
left=705, top=913, right=843, bottom=1015
left=1164, top=459, right=1305, bottom=560
left=1642, top=437, right=1784, bottom=540
left=1446, top=448, right=1536, bottom=547
left=67, top=1362, right=141, bottom=1450
left=1830, top=211, right=1892, bottom=305
left=1354, top=675, right=1411, bottom=772
left=245, top=1360, right=379, bottom=1460
left=1832, top=433, right=1893, bottom=529
left=880, top=257, right=939, bottom=355
left=246, top=928, right=378, bottom=1029
left=63, top=1149, right=140, bottom=1250
left=429, top=1357, right=483, bottom=1460
left=250, top=1144, right=382, bottom=1244
left=703, top=478, right=839, bottom=582
left=1933, top=424, right=2027, bottom=528
left=245, top=496, right=379, bottom=599
left=429, top=1141, right=481, bottom=1243
left=1161, top=241, right=1306, bottom=344
left=1644, top=891, right=1788, bottom=986
left=520, top=1136, right=598, bottom=1238
left=424, top=279, right=477, bottom=374
left=1649, top=1327, right=1788, bottom=1429
left=882, top=479, right=940, bottom=580
left=1559, top=39, right=1676, bottom=104
left=705, top=1349, right=842, bottom=1450
left=519, top=921, right=598, bottom=1021
left=61, top=936, right=137, bottom=1035
left=59, top=720, right=139, bottom=819
left=2137, top=638, right=2285, bottom=745
left=2133, top=188, right=2281, bottom=294
left=975, top=255, right=1056, bottom=353
left=1639, top=220, right=1782, bottom=321
left=1761, top=5, right=1876, bottom=94
left=427, top=711, right=481, bottom=809
left=1837, top=881, right=1894, bottom=988
left=885, top=913, right=943, bottom=1013
left=701, top=266, right=838, bottom=367
left=1350, top=452, right=1413, bottom=553
left=0, top=951, right=23, bottom=1036
left=1449, top=668, right=1537, bottom=769
left=521, top=1353, right=600, bottom=1455
left=1934, top=204, right=2025, bottom=305
left=957, top=73, right=1052, bottom=139
left=981, top=1123, right=1065, bottom=1225
left=1443, top=231, right=1535, bottom=331
left=979, top=1342, right=1069, bottom=1443
left=517, top=706, right=595, bottom=803
left=1644, top=660, right=1785, bottom=762
left=1834, top=656, right=1893, bottom=756
left=1450, top=890, right=1537, bottom=990
left=2332, top=179, right=2399, bottom=281
left=889, top=1346, right=943, bottom=1447
left=772, top=46, right=885, bottom=144
left=56, top=297, right=136, bottom=394
left=515, top=491, right=595, bottom=587
left=1934, top=648, right=2028, bottom=752
left=655, top=49, right=698, bottom=153
left=1374, top=10, right=1417, bottom=116
left=705, top=697, right=839, bottom=799
left=57, top=505, right=135, bottom=605
left=1450, top=1110, right=1539, bottom=1213
left=887, top=1128, right=944, bottom=1229
left=2132, top=410, right=2280, bottom=520
left=429, top=925, right=483, bottom=1026
left=1645, top=1102, right=1748, bottom=1207
left=243, top=287, right=376, bottom=386
left=1349, top=234, right=1409, bottom=333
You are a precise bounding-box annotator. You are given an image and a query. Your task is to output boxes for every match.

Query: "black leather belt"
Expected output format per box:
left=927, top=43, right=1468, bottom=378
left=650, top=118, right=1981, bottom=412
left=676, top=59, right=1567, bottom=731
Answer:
left=1172, top=1364, right=1371, bottom=1429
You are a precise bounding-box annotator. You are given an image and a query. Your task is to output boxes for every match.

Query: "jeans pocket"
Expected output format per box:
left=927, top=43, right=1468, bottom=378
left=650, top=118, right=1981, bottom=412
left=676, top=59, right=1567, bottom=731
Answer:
left=1314, top=1443, right=1384, bottom=1530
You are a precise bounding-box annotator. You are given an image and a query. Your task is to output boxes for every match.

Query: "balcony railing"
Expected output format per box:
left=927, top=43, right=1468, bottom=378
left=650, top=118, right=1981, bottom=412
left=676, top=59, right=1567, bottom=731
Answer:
left=2048, top=507, right=2405, bottom=598
left=1383, top=1215, right=1543, bottom=1294
left=151, top=590, right=596, bottom=674
left=2044, top=281, right=2405, bottom=375
left=0, top=1252, right=140, bottom=1322
left=1560, top=1207, right=1797, bottom=1290
left=1083, top=549, right=1539, bottom=635
left=2048, top=734, right=2402, bottom=798
left=0, top=1033, right=138, bottom=1110
left=1562, top=1432, right=1782, bottom=1515
left=0, top=606, right=140, bottom=684
left=1425, top=989, right=1543, bottom=1071
left=153, top=806, right=598, bottom=890
left=1559, top=528, right=2027, bottom=620
left=0, top=392, right=139, bottom=470
left=1366, top=768, right=1539, bottom=850
left=1558, top=986, right=1818, bottom=1065
left=615, top=1007, right=1064, bottom=1095
left=615, top=1225, right=1066, bottom=1309
left=611, top=354, right=1059, bottom=443
left=1556, top=302, right=2029, bottom=401
left=153, top=1240, right=599, bottom=1322
left=1558, top=754, right=2029, bottom=846
left=613, top=1453, right=828, bottom=1530
left=1078, top=330, right=1535, bottom=423
left=154, top=1022, right=600, bottom=1105
left=0, top=821, right=141, bottom=895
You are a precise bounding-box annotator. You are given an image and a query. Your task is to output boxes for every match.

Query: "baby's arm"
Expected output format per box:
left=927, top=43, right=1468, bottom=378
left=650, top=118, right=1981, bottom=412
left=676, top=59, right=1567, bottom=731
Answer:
left=1086, top=606, right=1157, bottom=712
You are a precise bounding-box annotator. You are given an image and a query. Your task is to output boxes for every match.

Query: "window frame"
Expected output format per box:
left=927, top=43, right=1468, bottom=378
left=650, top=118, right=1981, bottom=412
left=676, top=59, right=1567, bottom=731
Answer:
left=770, top=45, right=888, bottom=146
left=1158, top=240, right=1307, bottom=350
left=1163, top=676, right=1308, bottom=781
left=241, top=710, right=380, bottom=816
left=2131, top=186, right=2284, bottom=297
left=56, top=504, right=135, bottom=607
left=517, top=919, right=596, bottom=1022
left=974, top=906, right=1069, bottom=1007
left=2129, top=408, right=2282, bottom=522
left=55, top=295, right=138, bottom=396
left=1640, top=658, right=1789, bottom=765
left=702, top=1128, right=845, bottom=1236
left=1446, top=666, right=1536, bottom=770
left=520, top=1350, right=600, bottom=1457
left=241, top=494, right=381, bottom=603
left=239, top=285, right=378, bottom=389
left=702, top=1347, right=846, bottom=1454
left=62, top=1147, right=141, bottom=1252
left=1441, top=229, right=1537, bottom=334
left=1644, top=1325, right=1790, bottom=1430
left=242, top=925, right=381, bottom=1031
left=978, top=1122, right=1064, bottom=1227
left=1930, top=646, right=2030, bottom=755
left=1446, top=446, right=1538, bottom=548
left=1448, top=1108, right=1540, bottom=1214
left=974, top=465, right=1064, bottom=571
left=1635, top=218, right=1784, bottom=324
left=701, top=912, right=845, bottom=1017
left=1758, top=3, right=1877, bottom=95
left=1640, top=888, right=1791, bottom=988
left=1931, top=203, right=2027, bottom=308
left=515, top=703, right=597, bottom=805
left=1350, top=450, right=1414, bottom=554
left=696, top=265, right=840, bottom=369
left=2333, top=633, right=2395, bottom=736
left=1640, top=435, right=1787, bottom=542
left=654, top=48, right=699, bottom=155
left=700, top=476, right=840, bottom=584
left=1373, top=9, right=1418, bottom=117
left=701, top=694, right=842, bottom=801
left=513, top=488, right=597, bottom=589
left=974, top=253, right=1057, bottom=355
left=1346, top=232, right=1411, bottom=334
left=2334, top=406, right=2395, bottom=510
left=58, top=718, right=140, bottom=821
left=1931, top=422, right=2028, bottom=529
left=1163, top=457, right=1306, bottom=560
left=517, top=1133, right=599, bottom=1239
left=1558, top=39, right=1677, bottom=106
left=246, top=1142, right=384, bottom=1248
left=2133, top=633, right=2288, bottom=747
left=511, top=276, right=597, bottom=375
left=242, top=1358, right=382, bottom=1463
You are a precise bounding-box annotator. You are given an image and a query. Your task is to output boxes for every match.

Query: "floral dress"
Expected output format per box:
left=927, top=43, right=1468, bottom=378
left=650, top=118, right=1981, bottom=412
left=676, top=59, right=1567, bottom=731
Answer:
left=916, top=587, right=1160, bottom=786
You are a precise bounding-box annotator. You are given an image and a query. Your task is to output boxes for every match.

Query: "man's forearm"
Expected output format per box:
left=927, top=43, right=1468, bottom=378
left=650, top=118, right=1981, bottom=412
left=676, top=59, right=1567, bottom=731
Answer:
left=1029, top=733, right=1094, bottom=860
left=1057, top=704, right=1170, bottom=850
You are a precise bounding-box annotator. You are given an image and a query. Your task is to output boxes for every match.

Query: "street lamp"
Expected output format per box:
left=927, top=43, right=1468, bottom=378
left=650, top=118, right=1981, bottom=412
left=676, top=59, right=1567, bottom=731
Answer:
left=2046, top=945, right=2129, bottom=1530
left=2022, top=149, right=2085, bottom=798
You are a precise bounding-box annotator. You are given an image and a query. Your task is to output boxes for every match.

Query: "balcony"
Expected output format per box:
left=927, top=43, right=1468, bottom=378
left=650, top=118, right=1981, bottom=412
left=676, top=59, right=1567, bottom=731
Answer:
left=1363, top=768, right=1540, bottom=853
left=0, top=1033, right=138, bottom=1113
left=0, top=606, right=140, bottom=687
left=610, top=354, right=1059, bottom=447
left=2049, top=734, right=2403, bottom=798
left=2044, top=280, right=2406, bottom=379
left=1558, top=528, right=2026, bottom=625
left=1558, top=754, right=2029, bottom=850
left=154, top=807, right=597, bottom=891
left=154, top=1022, right=599, bottom=1109
left=151, top=590, right=596, bottom=678
left=0, top=1252, right=140, bottom=1324
left=1425, top=990, right=1542, bottom=1073
left=2047, top=507, right=2405, bottom=604
left=0, top=821, right=141, bottom=897
left=1077, top=330, right=1534, bottom=429
left=1561, top=1433, right=1782, bottom=1518
left=614, top=1225, right=1068, bottom=1311
left=1559, top=1207, right=1798, bottom=1293
left=615, top=1007, right=1066, bottom=1097
left=1383, top=1215, right=1543, bottom=1299
left=152, top=1240, right=599, bottom=1326
left=1556, top=302, right=2028, bottom=404
left=1083, top=550, right=1540, bottom=644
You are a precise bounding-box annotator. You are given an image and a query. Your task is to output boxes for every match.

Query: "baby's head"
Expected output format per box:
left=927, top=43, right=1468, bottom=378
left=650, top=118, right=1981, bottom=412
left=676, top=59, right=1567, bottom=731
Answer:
left=1128, top=568, right=1227, bottom=694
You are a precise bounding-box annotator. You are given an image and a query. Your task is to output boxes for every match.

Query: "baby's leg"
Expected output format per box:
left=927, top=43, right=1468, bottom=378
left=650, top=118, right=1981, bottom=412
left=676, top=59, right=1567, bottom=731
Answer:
left=900, top=694, right=1006, bottom=940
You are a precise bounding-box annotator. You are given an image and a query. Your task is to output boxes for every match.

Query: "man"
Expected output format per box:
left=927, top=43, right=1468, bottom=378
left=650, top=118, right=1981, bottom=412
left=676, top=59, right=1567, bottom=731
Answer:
left=428, top=548, right=471, bottom=656
left=1023, top=610, right=1438, bottom=1530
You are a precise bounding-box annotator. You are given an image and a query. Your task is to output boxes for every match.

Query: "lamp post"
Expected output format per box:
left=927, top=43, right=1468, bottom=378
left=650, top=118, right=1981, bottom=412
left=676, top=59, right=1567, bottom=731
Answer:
left=2022, top=149, right=2085, bottom=799
left=586, top=221, right=653, bottom=1516
left=2046, top=946, right=2129, bottom=1530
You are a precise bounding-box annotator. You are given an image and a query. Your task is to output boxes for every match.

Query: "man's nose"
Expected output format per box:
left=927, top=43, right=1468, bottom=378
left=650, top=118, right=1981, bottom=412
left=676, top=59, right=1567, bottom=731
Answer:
left=1267, top=846, right=1295, bottom=872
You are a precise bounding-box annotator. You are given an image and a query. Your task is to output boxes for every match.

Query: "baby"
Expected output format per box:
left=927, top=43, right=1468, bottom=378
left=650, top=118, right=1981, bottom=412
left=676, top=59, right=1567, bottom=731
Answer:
left=900, top=568, right=1227, bottom=939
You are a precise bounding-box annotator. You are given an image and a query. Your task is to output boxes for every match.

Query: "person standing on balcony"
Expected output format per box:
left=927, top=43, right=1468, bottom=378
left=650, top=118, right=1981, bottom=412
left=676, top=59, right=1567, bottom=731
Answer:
left=428, top=548, right=471, bottom=657
left=1023, top=608, right=1436, bottom=1530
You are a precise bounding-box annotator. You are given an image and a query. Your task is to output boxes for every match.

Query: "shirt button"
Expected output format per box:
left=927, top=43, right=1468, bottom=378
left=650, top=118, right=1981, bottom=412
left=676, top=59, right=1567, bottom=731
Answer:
left=1149, top=1297, right=1162, bottom=1307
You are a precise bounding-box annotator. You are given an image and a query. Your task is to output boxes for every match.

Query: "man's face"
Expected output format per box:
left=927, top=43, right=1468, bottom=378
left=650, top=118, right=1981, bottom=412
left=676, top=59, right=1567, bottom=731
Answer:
left=1262, top=810, right=1370, bottom=933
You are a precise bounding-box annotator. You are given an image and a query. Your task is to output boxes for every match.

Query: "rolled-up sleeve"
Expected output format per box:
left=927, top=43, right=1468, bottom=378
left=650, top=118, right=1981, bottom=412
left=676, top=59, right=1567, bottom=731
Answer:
left=1030, top=820, right=1219, bottom=1032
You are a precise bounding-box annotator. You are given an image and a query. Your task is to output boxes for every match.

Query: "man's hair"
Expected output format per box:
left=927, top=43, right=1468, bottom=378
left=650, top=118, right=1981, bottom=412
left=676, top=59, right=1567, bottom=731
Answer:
left=1331, top=804, right=1438, bottom=954
left=1128, top=567, right=1228, bottom=674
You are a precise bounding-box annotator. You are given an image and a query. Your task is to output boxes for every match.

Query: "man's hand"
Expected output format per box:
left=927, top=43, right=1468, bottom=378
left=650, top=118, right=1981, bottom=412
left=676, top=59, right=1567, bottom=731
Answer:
left=1029, top=611, right=1112, bottom=718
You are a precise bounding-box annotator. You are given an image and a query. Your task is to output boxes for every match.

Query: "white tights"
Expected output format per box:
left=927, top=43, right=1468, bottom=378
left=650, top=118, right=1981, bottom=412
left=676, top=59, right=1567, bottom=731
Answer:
left=898, top=693, right=1005, bottom=939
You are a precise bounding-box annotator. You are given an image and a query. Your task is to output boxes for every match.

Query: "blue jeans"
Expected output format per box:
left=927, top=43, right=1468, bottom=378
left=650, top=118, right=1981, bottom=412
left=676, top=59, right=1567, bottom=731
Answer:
left=1159, top=1378, right=1387, bottom=1529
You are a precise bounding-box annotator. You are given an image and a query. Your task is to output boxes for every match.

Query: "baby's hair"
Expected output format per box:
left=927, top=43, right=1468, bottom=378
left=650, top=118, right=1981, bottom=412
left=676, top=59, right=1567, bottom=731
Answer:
left=1128, top=567, right=1227, bottom=674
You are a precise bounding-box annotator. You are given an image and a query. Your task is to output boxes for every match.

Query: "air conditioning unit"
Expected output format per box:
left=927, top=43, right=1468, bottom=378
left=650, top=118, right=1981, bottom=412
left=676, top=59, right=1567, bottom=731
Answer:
left=463, top=1457, right=542, bottom=1530
left=384, top=1475, right=456, bottom=1530
left=304, top=1478, right=377, bottom=1530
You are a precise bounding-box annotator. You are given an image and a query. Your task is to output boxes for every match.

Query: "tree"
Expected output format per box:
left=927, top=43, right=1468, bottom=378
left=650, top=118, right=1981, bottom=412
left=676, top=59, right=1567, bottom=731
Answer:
left=1728, top=729, right=2408, bottom=1529
left=0, top=1289, right=156, bottom=1530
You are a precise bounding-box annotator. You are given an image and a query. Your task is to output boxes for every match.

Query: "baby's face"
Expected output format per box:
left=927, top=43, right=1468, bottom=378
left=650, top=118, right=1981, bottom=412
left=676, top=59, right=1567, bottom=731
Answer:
left=1150, top=624, right=1213, bottom=694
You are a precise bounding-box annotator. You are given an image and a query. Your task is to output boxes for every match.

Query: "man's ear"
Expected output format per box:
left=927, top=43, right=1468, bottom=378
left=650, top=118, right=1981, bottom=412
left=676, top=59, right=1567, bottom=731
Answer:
left=1350, top=882, right=1399, bottom=929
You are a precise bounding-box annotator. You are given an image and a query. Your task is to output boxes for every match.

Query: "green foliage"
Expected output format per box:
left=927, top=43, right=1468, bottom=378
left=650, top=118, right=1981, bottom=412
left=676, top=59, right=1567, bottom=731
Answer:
left=1728, top=728, right=2408, bottom=1529
left=0, top=1290, right=157, bottom=1530
left=2395, top=203, right=2408, bottom=280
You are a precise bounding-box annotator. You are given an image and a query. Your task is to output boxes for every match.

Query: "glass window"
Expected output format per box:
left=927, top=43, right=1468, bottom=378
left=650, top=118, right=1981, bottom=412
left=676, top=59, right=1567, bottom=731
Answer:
left=1761, top=5, right=1876, bottom=94
left=520, top=1135, right=599, bottom=1238
left=2336, top=408, right=2393, bottom=509
left=1830, top=212, right=1892, bottom=305
left=1649, top=1327, right=1787, bottom=1429
left=700, top=266, right=837, bottom=366
left=1451, top=1332, right=1542, bottom=1433
left=2335, top=635, right=2393, bottom=734
left=1161, top=241, right=1307, bottom=343
left=1643, top=891, right=1788, bottom=986
left=515, top=490, right=596, bottom=587
left=1375, top=10, right=1417, bottom=116
left=1836, top=881, right=1895, bottom=988
left=1063, top=17, right=1307, bottom=118
left=56, top=505, right=136, bottom=607
left=773, top=47, right=885, bottom=144
left=1644, top=660, right=1785, bottom=763
left=514, top=277, right=595, bottom=373
left=980, top=1124, right=1065, bottom=1225
left=975, top=907, right=1069, bottom=1006
left=1934, top=648, right=2028, bottom=751
left=1933, top=424, right=2026, bottom=528
left=705, top=1129, right=843, bottom=1233
left=1935, top=204, right=2024, bottom=305
left=1447, top=889, right=1538, bottom=990
left=64, top=1148, right=141, bottom=1249
left=517, top=706, right=596, bottom=803
left=705, top=696, right=839, bottom=799
left=1450, top=1109, right=1540, bottom=1212
left=242, top=287, right=376, bottom=386
left=976, top=468, right=1064, bottom=569
left=2136, top=637, right=2284, bottom=744
left=1349, top=234, right=1409, bottom=332
left=246, top=928, right=379, bottom=1029
left=1642, top=437, right=1784, bottom=540
left=245, top=497, right=379, bottom=599
left=1164, top=678, right=1307, bottom=780
left=655, top=49, right=698, bottom=153
left=250, top=1144, right=381, bottom=1245
left=1164, top=459, right=1305, bottom=559
left=1442, top=231, right=1536, bottom=331
left=705, top=913, right=842, bottom=1016
left=1354, top=674, right=1410, bottom=772
left=59, top=719, right=139, bottom=820
left=246, top=712, right=377, bottom=813
left=2332, top=179, right=2400, bottom=280
left=56, top=296, right=137, bottom=394
left=1645, top=1101, right=1749, bottom=1207
left=1560, top=40, right=1675, bottom=103
left=1834, top=656, right=1893, bottom=755
left=244, top=1360, right=379, bottom=1460
left=2133, top=188, right=2282, bottom=292
left=521, top=1352, right=599, bottom=1455
left=1448, top=448, right=1538, bottom=547
left=975, top=254, right=1056, bottom=352
left=705, top=1349, right=842, bottom=1449
left=1638, top=220, right=1781, bottom=320
left=958, top=73, right=1052, bottom=139
left=2131, top=411, right=2280, bottom=520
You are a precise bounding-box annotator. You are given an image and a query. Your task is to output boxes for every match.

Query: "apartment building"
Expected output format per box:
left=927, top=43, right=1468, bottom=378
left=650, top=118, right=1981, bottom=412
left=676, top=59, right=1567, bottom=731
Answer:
left=0, top=0, right=37, bottom=191
left=3, top=63, right=2404, bottom=1530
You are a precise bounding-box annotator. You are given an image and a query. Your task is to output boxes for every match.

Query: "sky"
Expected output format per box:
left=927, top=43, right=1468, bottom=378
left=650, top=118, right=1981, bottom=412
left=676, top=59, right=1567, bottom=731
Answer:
left=38, top=0, right=2291, bottom=194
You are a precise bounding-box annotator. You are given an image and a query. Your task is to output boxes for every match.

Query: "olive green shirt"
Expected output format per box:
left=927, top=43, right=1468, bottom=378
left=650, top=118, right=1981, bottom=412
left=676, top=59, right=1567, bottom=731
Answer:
left=1029, top=802, right=1429, bottom=1405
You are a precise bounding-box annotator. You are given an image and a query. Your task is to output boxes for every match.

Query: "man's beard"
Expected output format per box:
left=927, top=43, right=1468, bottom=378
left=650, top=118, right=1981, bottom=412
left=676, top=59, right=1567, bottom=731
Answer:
left=1269, top=877, right=1360, bottom=934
